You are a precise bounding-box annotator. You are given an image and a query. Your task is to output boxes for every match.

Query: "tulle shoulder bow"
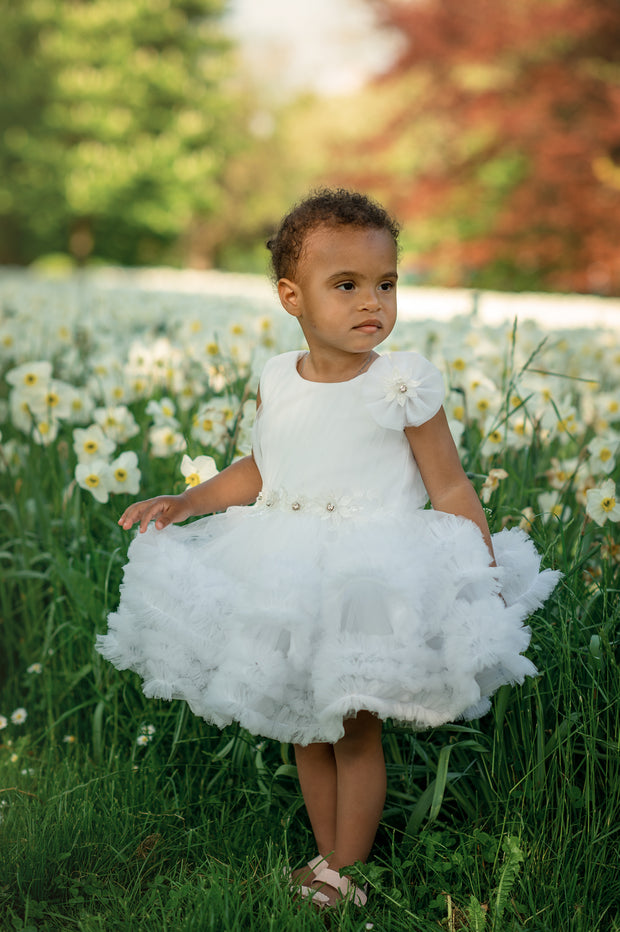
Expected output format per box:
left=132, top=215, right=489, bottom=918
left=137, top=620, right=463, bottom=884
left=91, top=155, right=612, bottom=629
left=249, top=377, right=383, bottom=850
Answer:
left=362, top=351, right=445, bottom=430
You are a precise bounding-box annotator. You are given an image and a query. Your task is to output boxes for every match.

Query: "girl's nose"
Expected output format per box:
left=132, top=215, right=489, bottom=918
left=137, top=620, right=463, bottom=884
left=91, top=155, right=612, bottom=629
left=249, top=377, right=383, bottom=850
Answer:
left=359, top=289, right=380, bottom=310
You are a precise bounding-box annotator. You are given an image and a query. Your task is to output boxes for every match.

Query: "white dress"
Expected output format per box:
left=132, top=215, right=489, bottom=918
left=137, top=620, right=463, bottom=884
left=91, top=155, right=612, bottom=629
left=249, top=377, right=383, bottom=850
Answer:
left=96, top=351, right=560, bottom=745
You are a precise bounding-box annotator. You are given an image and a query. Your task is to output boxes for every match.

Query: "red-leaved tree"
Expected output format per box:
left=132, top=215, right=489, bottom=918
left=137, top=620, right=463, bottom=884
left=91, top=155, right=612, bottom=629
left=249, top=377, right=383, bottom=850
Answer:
left=336, top=0, right=620, bottom=294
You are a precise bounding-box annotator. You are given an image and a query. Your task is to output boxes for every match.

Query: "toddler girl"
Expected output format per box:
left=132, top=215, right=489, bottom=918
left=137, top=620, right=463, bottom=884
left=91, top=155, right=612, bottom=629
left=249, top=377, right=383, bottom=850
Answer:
left=97, top=189, right=559, bottom=910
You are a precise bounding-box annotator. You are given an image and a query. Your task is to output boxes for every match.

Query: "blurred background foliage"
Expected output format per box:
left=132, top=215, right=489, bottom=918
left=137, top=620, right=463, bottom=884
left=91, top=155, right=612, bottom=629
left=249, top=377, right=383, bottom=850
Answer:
left=1, top=0, right=620, bottom=293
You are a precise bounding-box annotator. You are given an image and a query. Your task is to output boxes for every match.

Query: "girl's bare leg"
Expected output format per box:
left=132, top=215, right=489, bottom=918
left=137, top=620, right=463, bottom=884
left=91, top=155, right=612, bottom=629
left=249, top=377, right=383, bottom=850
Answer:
left=330, top=710, right=386, bottom=872
left=293, top=741, right=338, bottom=858
left=294, top=711, right=385, bottom=879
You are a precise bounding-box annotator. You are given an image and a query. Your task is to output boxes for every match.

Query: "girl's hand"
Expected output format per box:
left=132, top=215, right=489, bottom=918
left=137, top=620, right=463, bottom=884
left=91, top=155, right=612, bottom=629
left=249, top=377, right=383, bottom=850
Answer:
left=118, top=494, right=193, bottom=534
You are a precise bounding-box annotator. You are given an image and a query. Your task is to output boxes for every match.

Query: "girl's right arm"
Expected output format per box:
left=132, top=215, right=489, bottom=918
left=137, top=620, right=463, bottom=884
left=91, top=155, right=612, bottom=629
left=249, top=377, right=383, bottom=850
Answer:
left=118, top=453, right=263, bottom=533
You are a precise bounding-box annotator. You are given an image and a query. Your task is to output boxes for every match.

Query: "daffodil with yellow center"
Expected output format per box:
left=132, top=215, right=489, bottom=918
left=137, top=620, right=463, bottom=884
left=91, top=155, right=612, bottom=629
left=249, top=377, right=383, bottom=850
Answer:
left=73, top=425, right=116, bottom=463
left=587, top=435, right=619, bottom=475
left=586, top=479, right=620, bottom=525
left=181, top=454, right=218, bottom=488
left=108, top=452, right=140, bottom=495
left=476, top=398, right=490, bottom=415
left=75, top=460, right=111, bottom=503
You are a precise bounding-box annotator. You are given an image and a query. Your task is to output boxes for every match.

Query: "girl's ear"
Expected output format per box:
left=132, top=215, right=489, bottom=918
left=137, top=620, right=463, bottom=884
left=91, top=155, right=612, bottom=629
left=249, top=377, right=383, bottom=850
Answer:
left=277, top=278, right=302, bottom=317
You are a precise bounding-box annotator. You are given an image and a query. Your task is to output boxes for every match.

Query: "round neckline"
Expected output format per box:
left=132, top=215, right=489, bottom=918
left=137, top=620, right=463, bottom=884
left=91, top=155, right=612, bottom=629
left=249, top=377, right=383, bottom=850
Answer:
left=293, top=351, right=380, bottom=385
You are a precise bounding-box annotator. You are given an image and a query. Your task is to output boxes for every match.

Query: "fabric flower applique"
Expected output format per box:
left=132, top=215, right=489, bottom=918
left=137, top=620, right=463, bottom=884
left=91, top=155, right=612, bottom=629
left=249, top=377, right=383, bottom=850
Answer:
left=361, top=352, right=445, bottom=430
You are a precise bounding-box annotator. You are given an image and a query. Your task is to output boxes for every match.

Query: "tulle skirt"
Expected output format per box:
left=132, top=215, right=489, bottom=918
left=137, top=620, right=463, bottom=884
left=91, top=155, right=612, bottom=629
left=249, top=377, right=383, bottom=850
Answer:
left=96, top=505, right=560, bottom=745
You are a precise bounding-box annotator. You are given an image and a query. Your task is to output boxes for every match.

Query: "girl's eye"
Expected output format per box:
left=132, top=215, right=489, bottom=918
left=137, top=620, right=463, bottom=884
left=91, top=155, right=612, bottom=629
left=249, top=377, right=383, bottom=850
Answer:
left=379, top=281, right=394, bottom=292
left=337, top=282, right=355, bottom=291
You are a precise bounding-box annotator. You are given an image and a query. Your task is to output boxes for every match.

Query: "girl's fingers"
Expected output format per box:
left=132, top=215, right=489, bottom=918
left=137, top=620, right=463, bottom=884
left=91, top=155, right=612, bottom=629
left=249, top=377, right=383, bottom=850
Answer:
left=139, top=501, right=165, bottom=533
left=119, top=496, right=184, bottom=533
left=118, top=499, right=156, bottom=531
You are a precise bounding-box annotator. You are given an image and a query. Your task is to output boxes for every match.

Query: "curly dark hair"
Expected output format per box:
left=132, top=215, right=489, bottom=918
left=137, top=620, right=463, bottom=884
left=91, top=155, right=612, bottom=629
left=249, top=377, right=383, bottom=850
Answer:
left=266, top=188, right=400, bottom=281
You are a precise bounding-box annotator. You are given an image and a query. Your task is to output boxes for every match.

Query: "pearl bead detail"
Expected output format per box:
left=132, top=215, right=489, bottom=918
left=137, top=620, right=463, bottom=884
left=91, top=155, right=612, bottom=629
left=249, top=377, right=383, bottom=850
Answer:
left=399, top=383, right=408, bottom=393
left=291, top=501, right=301, bottom=511
left=326, top=502, right=335, bottom=512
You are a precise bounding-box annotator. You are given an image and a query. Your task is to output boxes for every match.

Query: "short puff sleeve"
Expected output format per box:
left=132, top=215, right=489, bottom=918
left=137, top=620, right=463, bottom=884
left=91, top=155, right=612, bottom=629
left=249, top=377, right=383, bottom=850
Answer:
left=362, top=351, right=445, bottom=430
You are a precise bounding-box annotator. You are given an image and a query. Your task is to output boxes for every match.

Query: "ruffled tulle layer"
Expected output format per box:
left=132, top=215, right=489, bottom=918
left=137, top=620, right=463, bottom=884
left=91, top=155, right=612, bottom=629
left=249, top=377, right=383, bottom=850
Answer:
left=96, top=506, right=560, bottom=745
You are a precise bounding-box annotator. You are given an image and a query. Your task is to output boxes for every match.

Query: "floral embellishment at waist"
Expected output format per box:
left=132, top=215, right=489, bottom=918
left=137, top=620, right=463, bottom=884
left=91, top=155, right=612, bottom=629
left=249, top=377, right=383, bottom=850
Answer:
left=254, top=488, right=376, bottom=520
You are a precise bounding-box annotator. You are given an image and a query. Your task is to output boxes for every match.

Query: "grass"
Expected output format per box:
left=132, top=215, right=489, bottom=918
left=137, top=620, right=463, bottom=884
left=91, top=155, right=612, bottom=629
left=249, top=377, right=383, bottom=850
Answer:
left=1, top=283, right=619, bottom=930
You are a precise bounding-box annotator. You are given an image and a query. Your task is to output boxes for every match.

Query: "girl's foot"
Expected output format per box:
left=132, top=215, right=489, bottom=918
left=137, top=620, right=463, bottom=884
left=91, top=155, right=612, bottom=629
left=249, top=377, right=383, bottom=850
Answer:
left=307, top=868, right=368, bottom=908
left=288, top=854, right=327, bottom=890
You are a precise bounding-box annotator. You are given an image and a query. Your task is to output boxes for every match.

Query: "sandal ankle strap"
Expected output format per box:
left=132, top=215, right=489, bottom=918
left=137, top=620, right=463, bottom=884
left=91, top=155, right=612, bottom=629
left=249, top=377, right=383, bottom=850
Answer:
left=313, top=867, right=368, bottom=906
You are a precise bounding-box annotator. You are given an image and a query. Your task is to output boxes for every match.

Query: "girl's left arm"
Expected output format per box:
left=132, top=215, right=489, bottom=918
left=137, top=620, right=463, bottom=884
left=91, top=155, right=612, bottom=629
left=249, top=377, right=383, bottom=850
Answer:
left=405, top=407, right=496, bottom=564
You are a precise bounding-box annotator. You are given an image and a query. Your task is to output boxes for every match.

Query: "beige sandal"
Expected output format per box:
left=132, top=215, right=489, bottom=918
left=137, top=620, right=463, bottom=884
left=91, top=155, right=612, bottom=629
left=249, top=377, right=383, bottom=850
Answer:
left=306, top=867, right=368, bottom=908
left=287, top=854, right=326, bottom=892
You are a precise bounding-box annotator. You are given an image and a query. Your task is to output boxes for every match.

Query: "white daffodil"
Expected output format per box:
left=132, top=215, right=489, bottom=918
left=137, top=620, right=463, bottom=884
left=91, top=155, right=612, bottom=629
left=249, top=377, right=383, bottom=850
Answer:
left=593, top=391, right=620, bottom=427
left=447, top=418, right=465, bottom=448
left=234, top=400, right=256, bottom=456
left=94, top=406, right=140, bottom=444
left=540, top=397, right=580, bottom=442
left=575, top=474, right=598, bottom=508
left=587, top=434, right=619, bottom=475
left=146, top=397, right=180, bottom=428
left=11, top=707, right=28, bottom=725
left=136, top=724, right=156, bottom=746
left=9, top=388, right=39, bottom=434
left=519, top=506, right=536, bottom=533
left=149, top=425, right=187, bottom=458
left=480, top=468, right=509, bottom=503
left=32, top=417, right=60, bottom=446
left=75, top=460, right=112, bottom=503
left=108, top=451, right=141, bottom=495
left=180, top=453, right=218, bottom=487
left=443, top=347, right=475, bottom=385
left=0, top=715, right=8, bottom=730
left=545, top=457, right=580, bottom=491
left=66, top=386, right=96, bottom=425
left=73, top=424, right=116, bottom=463
left=207, top=396, right=241, bottom=427
left=5, top=361, right=53, bottom=391
left=586, top=479, right=620, bottom=525
left=468, top=376, right=500, bottom=425
left=176, top=378, right=207, bottom=412
left=481, top=428, right=505, bottom=459
left=88, top=355, right=125, bottom=400
left=26, top=378, right=74, bottom=421
left=191, top=407, right=230, bottom=452
left=100, top=378, right=133, bottom=407
left=27, top=663, right=43, bottom=674
left=538, top=491, right=571, bottom=523
left=505, top=415, right=533, bottom=451
left=444, top=394, right=467, bottom=424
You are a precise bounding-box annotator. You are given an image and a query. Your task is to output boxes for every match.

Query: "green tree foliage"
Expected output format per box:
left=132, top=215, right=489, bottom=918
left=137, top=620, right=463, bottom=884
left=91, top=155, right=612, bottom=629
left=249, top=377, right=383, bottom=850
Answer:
left=0, top=0, right=240, bottom=265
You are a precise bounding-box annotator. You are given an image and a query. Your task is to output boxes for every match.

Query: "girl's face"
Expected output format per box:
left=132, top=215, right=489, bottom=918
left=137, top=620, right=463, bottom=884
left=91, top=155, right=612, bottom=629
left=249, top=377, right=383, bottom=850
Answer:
left=278, top=223, right=398, bottom=368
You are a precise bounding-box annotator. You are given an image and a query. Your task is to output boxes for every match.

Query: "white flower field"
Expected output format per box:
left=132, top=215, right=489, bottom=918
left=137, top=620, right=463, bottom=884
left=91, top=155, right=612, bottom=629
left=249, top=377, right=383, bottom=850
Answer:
left=1, top=269, right=619, bottom=930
